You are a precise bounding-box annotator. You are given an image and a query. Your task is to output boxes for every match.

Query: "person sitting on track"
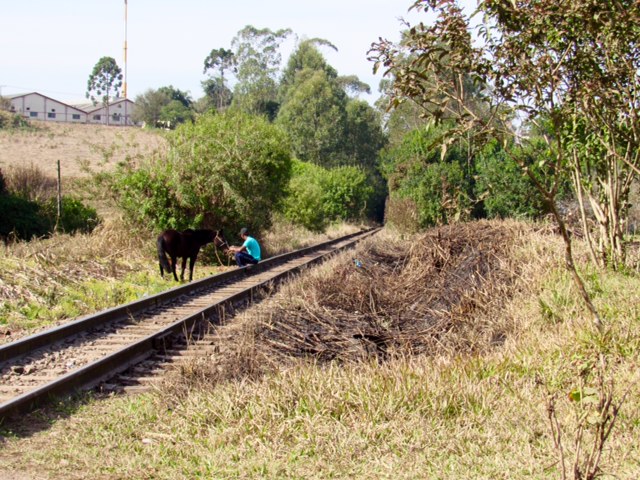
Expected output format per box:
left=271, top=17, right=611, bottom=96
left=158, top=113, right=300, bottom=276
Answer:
left=227, top=227, right=261, bottom=268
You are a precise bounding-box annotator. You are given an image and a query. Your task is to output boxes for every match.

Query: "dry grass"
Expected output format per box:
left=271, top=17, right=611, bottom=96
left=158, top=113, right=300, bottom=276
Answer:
left=0, top=121, right=167, bottom=180
left=260, top=217, right=363, bottom=257
left=1, top=223, right=639, bottom=479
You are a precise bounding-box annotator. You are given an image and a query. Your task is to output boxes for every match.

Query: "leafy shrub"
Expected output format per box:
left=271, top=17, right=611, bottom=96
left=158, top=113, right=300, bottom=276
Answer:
left=43, top=197, right=100, bottom=234
left=382, top=127, right=473, bottom=229
left=282, top=160, right=375, bottom=231
left=321, top=166, right=374, bottom=221
left=474, top=140, right=549, bottom=219
left=282, top=161, right=327, bottom=231
left=0, top=195, right=50, bottom=240
left=108, top=111, right=292, bottom=235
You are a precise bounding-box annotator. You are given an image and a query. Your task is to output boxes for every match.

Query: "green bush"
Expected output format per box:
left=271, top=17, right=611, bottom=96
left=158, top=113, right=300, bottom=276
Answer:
left=321, top=166, right=374, bottom=221
left=381, top=127, right=473, bottom=229
left=108, top=111, right=292, bottom=235
left=474, top=140, right=548, bottom=219
left=43, top=197, right=100, bottom=234
left=0, top=195, right=50, bottom=240
left=282, top=160, right=375, bottom=231
left=0, top=110, right=28, bottom=129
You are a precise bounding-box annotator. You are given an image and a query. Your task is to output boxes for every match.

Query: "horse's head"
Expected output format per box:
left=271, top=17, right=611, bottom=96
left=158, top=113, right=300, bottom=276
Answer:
left=213, top=230, right=229, bottom=251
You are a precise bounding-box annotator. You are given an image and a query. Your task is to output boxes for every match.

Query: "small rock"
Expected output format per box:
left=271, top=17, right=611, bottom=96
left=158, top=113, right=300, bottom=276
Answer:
left=141, top=438, right=154, bottom=445
left=10, top=366, right=24, bottom=375
left=23, top=366, right=36, bottom=375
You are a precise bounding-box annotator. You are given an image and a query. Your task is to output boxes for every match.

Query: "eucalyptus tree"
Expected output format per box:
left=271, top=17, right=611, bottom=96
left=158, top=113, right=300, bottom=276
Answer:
left=277, top=68, right=348, bottom=166
left=86, top=56, right=123, bottom=125
left=279, top=38, right=339, bottom=100
left=230, top=25, right=292, bottom=118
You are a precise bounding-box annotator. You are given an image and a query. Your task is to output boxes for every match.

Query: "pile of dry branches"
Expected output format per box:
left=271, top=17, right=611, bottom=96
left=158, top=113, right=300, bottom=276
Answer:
left=177, top=220, right=533, bottom=392
left=252, top=221, right=528, bottom=362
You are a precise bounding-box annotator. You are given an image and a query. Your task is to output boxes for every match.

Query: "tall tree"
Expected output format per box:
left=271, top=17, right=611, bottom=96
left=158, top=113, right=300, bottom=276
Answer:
left=202, top=48, right=235, bottom=111
left=277, top=69, right=348, bottom=166
left=230, top=26, right=292, bottom=118
left=86, top=56, right=123, bottom=126
left=279, top=38, right=339, bottom=100
left=133, top=87, right=194, bottom=128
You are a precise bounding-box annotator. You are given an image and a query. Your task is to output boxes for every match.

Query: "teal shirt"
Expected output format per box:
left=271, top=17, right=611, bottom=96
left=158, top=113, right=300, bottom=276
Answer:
left=242, top=236, right=261, bottom=260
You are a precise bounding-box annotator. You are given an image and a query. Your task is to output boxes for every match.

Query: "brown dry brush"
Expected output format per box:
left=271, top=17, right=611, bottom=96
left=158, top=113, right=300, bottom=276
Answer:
left=255, top=220, right=526, bottom=362
left=165, top=220, right=532, bottom=394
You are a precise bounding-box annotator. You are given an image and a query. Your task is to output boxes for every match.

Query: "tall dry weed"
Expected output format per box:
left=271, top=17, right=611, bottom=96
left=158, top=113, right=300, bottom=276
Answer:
left=3, top=163, right=57, bottom=202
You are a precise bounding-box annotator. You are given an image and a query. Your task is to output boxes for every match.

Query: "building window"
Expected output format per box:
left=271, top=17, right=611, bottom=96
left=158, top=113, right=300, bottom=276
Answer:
left=47, top=112, right=56, bottom=119
left=30, top=112, right=38, bottom=117
left=93, top=114, right=101, bottom=121
left=112, top=113, right=121, bottom=122
left=72, top=114, right=81, bottom=120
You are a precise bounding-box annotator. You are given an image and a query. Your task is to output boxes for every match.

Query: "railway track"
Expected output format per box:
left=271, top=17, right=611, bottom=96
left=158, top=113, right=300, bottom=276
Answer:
left=0, top=228, right=379, bottom=420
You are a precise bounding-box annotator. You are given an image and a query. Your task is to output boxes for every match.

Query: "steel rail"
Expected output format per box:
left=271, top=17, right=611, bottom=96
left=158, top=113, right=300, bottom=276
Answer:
left=0, top=227, right=380, bottom=419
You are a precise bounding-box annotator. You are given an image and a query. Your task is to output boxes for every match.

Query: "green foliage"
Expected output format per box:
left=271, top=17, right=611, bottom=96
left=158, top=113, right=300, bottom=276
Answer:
left=282, top=160, right=374, bottom=231
left=109, top=111, right=292, bottom=235
left=282, top=161, right=327, bottom=231
left=0, top=194, right=100, bottom=240
left=279, top=38, right=339, bottom=101
left=0, top=194, right=50, bottom=240
left=157, top=86, right=193, bottom=108
left=133, top=88, right=194, bottom=128
left=159, top=100, right=194, bottom=127
left=45, top=197, right=100, bottom=234
left=277, top=69, right=348, bottom=166
left=321, top=166, right=374, bottom=221
left=474, top=140, right=548, bottom=219
left=344, top=100, right=387, bottom=169
left=0, top=110, right=28, bottom=129
left=230, top=26, right=292, bottom=117
left=382, top=126, right=473, bottom=229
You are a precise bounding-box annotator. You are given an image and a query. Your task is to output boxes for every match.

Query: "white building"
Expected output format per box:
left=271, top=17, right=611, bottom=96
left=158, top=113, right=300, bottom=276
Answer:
left=7, top=92, right=136, bottom=126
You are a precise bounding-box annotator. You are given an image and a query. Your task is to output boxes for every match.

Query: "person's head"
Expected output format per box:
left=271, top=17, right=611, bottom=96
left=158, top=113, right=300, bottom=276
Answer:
left=239, top=227, right=248, bottom=239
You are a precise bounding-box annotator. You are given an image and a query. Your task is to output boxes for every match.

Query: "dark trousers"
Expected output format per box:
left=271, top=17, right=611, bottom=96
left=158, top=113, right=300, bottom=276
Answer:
left=235, top=251, right=259, bottom=267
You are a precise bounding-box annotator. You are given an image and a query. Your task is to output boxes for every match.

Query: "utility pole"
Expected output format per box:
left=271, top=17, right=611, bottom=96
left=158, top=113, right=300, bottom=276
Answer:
left=123, top=0, right=128, bottom=124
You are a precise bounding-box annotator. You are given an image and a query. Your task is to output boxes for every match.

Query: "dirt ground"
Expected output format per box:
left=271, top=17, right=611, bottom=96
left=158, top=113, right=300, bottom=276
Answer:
left=0, top=121, right=167, bottom=180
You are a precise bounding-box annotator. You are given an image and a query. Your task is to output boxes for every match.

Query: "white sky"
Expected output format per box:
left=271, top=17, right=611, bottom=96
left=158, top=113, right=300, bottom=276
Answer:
left=0, top=0, right=477, bottom=105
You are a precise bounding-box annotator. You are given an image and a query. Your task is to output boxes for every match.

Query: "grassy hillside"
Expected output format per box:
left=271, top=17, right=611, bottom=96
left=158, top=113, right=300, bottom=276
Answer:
left=1, top=220, right=638, bottom=479
left=0, top=121, right=167, bottom=181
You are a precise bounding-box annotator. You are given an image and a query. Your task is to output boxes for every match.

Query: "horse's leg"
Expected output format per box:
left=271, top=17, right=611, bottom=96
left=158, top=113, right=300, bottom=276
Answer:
left=170, top=256, right=179, bottom=282
left=188, top=254, right=198, bottom=282
left=180, top=257, right=188, bottom=282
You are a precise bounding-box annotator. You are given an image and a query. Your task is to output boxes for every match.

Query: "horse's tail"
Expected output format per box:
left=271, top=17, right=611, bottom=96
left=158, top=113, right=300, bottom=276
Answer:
left=157, top=235, right=171, bottom=277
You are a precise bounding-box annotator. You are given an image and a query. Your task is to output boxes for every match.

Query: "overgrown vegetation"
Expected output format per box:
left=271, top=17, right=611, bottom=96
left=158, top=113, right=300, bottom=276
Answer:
left=105, top=111, right=292, bottom=236
left=0, top=166, right=99, bottom=241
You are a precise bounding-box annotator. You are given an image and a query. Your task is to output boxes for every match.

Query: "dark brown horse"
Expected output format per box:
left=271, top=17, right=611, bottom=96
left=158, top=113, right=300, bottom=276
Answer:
left=157, top=229, right=228, bottom=282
